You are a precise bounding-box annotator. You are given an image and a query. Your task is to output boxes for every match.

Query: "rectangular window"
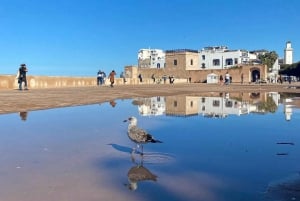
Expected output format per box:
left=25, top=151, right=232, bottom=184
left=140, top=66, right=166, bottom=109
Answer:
left=174, top=59, right=177, bottom=66
left=213, top=59, right=220, bottom=66
left=190, top=59, right=193, bottom=65
left=234, top=58, right=238, bottom=64
left=190, top=101, right=193, bottom=107
left=225, top=101, right=233, bottom=107
left=202, top=55, right=205, bottom=60
left=213, top=100, right=220, bottom=107
left=174, top=101, right=177, bottom=107
left=225, top=58, right=233, bottom=65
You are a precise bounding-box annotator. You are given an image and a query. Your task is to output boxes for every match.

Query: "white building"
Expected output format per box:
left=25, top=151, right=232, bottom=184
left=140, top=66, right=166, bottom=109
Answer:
left=284, top=41, right=293, bottom=64
left=138, top=48, right=165, bottom=68
left=136, top=97, right=166, bottom=116
left=198, top=46, right=256, bottom=70
left=198, top=95, right=249, bottom=118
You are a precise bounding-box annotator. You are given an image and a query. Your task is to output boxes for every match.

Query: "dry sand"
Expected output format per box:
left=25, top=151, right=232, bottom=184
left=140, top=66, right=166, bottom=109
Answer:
left=1, top=83, right=300, bottom=114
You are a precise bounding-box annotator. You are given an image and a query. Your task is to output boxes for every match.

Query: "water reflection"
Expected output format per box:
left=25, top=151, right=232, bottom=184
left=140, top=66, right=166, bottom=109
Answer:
left=19, top=111, right=28, bottom=121
left=132, top=92, right=300, bottom=121
left=265, top=174, right=300, bottom=200
left=1, top=92, right=300, bottom=201
left=108, top=143, right=174, bottom=192
left=125, top=154, right=158, bottom=191
left=109, top=100, right=117, bottom=107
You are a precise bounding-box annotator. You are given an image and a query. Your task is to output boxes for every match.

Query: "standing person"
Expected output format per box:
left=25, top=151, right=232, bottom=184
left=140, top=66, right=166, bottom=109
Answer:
left=225, top=72, right=230, bottom=85
left=97, top=70, right=102, bottom=86
left=162, top=75, right=167, bottom=84
left=241, top=73, right=244, bottom=84
left=151, top=74, right=156, bottom=83
left=219, top=75, right=224, bottom=85
left=17, top=64, right=28, bottom=90
left=138, top=74, right=143, bottom=83
left=102, top=71, right=107, bottom=85
left=109, top=70, right=116, bottom=87
left=120, top=72, right=127, bottom=84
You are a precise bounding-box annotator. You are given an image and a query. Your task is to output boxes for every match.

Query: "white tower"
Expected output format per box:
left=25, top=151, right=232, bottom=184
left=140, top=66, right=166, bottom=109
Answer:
left=284, top=41, right=293, bottom=64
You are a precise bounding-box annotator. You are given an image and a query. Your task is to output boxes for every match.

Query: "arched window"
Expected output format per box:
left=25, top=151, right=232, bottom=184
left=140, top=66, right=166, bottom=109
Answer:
left=157, top=63, right=160, bottom=68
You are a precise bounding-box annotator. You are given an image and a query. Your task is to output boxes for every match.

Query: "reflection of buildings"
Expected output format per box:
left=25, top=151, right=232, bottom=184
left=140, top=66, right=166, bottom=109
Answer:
left=165, top=96, right=199, bottom=117
left=283, top=97, right=300, bottom=121
left=135, top=92, right=283, bottom=118
left=136, top=97, right=166, bottom=116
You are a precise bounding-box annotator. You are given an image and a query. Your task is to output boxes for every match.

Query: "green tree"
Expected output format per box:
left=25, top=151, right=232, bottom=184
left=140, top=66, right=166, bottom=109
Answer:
left=258, top=51, right=278, bottom=70
left=279, top=62, right=300, bottom=76
left=257, top=96, right=277, bottom=113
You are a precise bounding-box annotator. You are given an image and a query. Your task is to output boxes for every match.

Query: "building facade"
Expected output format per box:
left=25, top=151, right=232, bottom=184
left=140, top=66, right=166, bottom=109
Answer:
left=199, top=46, right=255, bottom=70
left=138, top=49, right=165, bottom=68
left=165, top=49, right=199, bottom=70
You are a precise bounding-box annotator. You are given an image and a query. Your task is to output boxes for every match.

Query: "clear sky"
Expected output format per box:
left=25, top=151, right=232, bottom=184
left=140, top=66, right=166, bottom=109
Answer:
left=0, top=0, right=299, bottom=77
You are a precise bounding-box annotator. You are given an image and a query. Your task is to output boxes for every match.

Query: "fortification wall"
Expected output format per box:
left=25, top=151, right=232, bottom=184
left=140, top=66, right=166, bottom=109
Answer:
left=0, top=75, right=98, bottom=90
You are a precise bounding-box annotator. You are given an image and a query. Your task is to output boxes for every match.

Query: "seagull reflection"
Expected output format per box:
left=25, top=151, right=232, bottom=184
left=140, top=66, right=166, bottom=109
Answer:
left=123, top=116, right=162, bottom=154
left=108, top=143, right=174, bottom=191
left=125, top=155, right=158, bottom=191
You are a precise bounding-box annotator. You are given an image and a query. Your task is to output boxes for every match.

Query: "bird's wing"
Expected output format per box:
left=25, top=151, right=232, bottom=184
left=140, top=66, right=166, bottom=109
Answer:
left=128, top=126, right=149, bottom=142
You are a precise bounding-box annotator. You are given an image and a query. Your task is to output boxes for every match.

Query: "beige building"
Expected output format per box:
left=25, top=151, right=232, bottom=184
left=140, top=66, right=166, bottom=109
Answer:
left=125, top=49, right=267, bottom=84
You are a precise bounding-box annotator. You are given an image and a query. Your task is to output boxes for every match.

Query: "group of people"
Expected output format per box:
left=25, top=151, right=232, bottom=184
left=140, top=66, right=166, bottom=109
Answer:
left=97, top=70, right=106, bottom=85
left=139, top=74, right=175, bottom=84
left=97, top=69, right=116, bottom=87
left=219, top=72, right=232, bottom=85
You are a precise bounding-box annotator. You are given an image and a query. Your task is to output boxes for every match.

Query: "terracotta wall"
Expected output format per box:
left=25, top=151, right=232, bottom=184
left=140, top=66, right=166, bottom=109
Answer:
left=125, top=64, right=267, bottom=84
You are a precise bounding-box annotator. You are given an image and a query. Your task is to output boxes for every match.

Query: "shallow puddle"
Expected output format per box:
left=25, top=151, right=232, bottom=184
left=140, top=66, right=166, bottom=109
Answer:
left=0, top=92, right=299, bottom=201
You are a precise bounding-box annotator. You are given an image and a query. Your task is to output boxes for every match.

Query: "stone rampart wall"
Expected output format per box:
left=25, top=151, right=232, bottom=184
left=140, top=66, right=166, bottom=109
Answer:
left=0, top=75, right=98, bottom=90
left=0, top=75, right=188, bottom=90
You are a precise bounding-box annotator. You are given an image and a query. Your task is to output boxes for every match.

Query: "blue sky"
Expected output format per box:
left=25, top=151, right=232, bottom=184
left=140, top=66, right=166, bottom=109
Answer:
left=0, top=0, right=299, bottom=76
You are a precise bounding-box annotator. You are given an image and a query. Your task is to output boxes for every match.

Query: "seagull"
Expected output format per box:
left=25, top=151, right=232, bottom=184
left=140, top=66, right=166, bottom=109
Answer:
left=123, top=116, right=162, bottom=144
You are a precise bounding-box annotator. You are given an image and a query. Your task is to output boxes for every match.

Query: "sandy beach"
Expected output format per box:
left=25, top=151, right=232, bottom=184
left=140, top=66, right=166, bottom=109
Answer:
left=1, top=83, right=300, bottom=114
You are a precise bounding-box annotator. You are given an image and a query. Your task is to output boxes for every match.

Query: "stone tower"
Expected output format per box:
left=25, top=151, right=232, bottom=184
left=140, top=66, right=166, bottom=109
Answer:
left=284, top=41, right=293, bottom=64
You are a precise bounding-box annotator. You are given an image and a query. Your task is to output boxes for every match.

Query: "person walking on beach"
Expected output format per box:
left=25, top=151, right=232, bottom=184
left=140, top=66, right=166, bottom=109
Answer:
left=225, top=72, right=230, bottom=85
left=97, top=70, right=102, bottom=86
left=17, top=64, right=28, bottom=90
left=151, top=74, right=156, bottom=83
left=138, top=74, right=143, bottom=83
left=241, top=73, right=244, bottom=84
left=109, top=70, right=116, bottom=87
left=219, top=75, right=224, bottom=85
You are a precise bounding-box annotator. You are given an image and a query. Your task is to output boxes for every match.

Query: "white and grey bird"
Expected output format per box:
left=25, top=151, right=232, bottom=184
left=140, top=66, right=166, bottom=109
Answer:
left=123, top=116, right=162, bottom=144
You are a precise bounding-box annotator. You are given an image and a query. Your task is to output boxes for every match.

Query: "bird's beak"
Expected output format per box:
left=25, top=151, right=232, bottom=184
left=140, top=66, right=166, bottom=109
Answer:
left=123, top=119, right=128, bottom=122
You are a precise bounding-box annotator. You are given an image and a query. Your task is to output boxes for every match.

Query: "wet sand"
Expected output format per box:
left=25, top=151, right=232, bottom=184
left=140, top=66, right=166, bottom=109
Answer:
left=1, top=83, right=300, bottom=114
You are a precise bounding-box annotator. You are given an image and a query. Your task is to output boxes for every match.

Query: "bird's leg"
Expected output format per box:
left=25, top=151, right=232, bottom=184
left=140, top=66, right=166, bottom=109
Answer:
left=141, top=145, right=144, bottom=156
left=136, top=143, right=140, bottom=154
left=131, top=148, right=136, bottom=163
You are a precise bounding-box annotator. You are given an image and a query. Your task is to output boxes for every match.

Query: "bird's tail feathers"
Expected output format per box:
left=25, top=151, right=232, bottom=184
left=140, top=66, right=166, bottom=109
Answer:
left=151, top=139, right=163, bottom=143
